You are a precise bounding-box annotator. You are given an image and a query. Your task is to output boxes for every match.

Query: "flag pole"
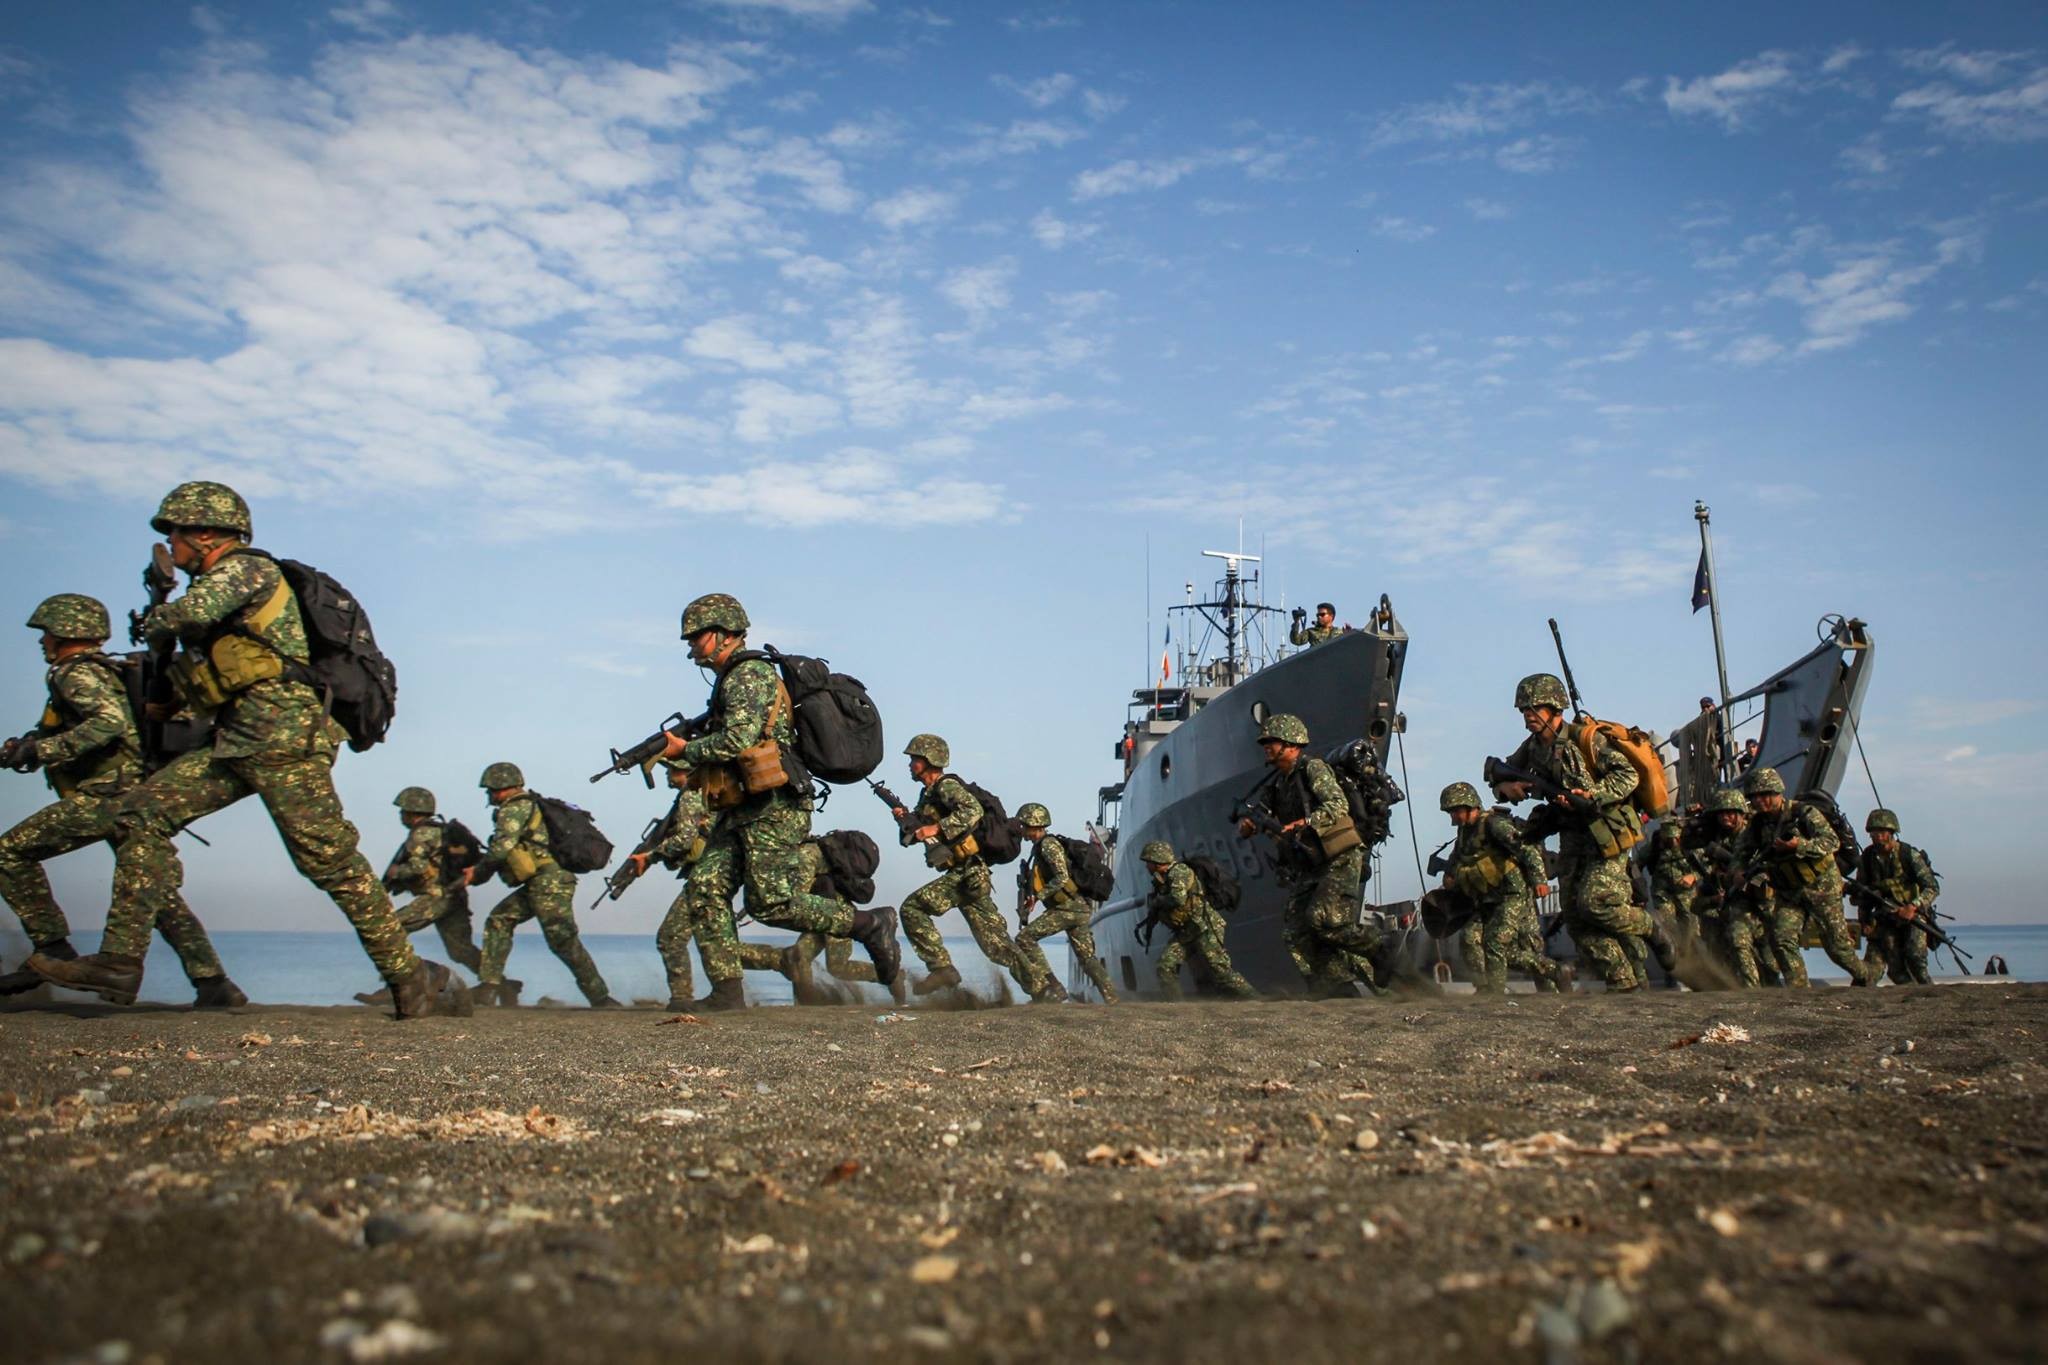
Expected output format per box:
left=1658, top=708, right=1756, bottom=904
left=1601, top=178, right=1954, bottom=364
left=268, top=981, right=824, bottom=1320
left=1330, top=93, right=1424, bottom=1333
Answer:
left=1695, top=501, right=1736, bottom=778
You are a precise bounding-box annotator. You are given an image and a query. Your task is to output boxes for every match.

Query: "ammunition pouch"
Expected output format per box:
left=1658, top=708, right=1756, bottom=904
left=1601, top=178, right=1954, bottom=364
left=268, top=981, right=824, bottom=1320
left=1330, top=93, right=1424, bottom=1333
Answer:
left=1453, top=849, right=1510, bottom=898
left=733, top=679, right=796, bottom=795
left=925, top=831, right=980, bottom=870
left=689, top=763, right=747, bottom=810
left=1314, top=813, right=1363, bottom=860
left=1588, top=807, right=1640, bottom=859
left=502, top=805, right=557, bottom=885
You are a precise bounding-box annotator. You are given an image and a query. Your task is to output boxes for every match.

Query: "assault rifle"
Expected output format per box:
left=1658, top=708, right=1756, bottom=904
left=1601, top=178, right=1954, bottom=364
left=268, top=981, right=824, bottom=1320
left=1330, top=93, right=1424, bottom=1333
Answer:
left=0, top=736, right=41, bottom=773
left=132, top=544, right=180, bottom=767
left=1547, top=617, right=1587, bottom=721
left=589, top=712, right=693, bottom=788
left=1230, top=772, right=1323, bottom=874
left=866, top=778, right=930, bottom=848
left=1482, top=755, right=1597, bottom=814
left=593, top=814, right=671, bottom=908
left=1425, top=838, right=1454, bottom=879
left=1844, top=877, right=1971, bottom=963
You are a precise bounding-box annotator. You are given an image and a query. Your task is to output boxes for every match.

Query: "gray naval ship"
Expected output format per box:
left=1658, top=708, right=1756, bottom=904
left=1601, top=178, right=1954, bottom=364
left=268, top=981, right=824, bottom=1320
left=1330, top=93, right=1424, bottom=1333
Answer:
left=1067, top=549, right=1878, bottom=998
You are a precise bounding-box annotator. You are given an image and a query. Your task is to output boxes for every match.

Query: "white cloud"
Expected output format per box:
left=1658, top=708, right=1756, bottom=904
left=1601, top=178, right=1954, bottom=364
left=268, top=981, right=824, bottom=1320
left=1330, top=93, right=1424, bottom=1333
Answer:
left=1029, top=209, right=1098, bottom=248
left=994, top=72, right=1076, bottom=108
left=1661, top=51, right=1801, bottom=130
left=1364, top=81, right=1598, bottom=149
left=934, top=118, right=1087, bottom=164
left=686, top=316, right=826, bottom=371
left=867, top=186, right=957, bottom=229
left=1465, top=197, right=1511, bottom=220
left=330, top=0, right=399, bottom=32
left=701, top=0, right=873, bottom=18
left=1892, top=58, right=2048, bottom=142
left=940, top=260, right=1016, bottom=323
left=731, top=379, right=841, bottom=443
left=637, top=448, right=1001, bottom=527
left=1372, top=216, right=1436, bottom=243
left=1820, top=43, right=1868, bottom=75
left=1071, top=156, right=1201, bottom=200
left=1494, top=134, right=1575, bottom=173
left=1837, top=133, right=1891, bottom=179
left=1720, top=334, right=1785, bottom=366
left=1081, top=89, right=1126, bottom=120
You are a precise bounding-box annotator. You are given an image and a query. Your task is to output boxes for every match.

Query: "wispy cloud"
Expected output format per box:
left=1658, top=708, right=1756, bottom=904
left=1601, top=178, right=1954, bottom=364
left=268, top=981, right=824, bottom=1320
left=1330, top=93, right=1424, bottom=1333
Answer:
left=703, top=0, right=874, bottom=19
left=1372, top=216, right=1436, bottom=243
left=1071, top=155, right=1201, bottom=200
left=994, top=72, right=1076, bottom=107
left=1892, top=49, right=2048, bottom=142
left=1660, top=51, right=1802, bottom=131
left=1364, top=81, right=1599, bottom=150
left=868, top=185, right=958, bottom=228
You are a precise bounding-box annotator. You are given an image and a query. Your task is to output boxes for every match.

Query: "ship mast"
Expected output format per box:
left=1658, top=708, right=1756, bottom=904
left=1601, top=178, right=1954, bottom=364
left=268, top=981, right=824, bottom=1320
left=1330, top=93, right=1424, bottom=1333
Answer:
left=1201, top=549, right=1258, bottom=684
left=1695, top=502, right=1736, bottom=779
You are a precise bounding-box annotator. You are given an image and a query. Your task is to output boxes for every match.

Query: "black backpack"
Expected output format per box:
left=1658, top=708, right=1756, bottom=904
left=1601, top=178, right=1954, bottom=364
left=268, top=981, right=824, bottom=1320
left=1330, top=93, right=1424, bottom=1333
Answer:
left=441, top=818, right=486, bottom=879
left=1795, top=790, right=1861, bottom=877
left=732, top=647, right=883, bottom=785
left=531, top=794, right=612, bottom=874
left=1184, top=854, right=1241, bottom=915
left=1325, top=740, right=1404, bottom=847
left=814, top=829, right=880, bottom=905
left=959, top=780, right=1021, bottom=865
left=237, top=551, right=398, bottom=752
left=1054, top=834, right=1116, bottom=902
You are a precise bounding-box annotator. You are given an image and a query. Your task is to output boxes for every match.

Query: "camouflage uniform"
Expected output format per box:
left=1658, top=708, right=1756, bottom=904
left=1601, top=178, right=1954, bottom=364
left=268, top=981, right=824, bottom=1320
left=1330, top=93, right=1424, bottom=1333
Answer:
left=1646, top=817, right=1705, bottom=948
left=1506, top=707, right=1652, bottom=990
left=1264, top=752, right=1382, bottom=993
left=1853, top=825, right=1939, bottom=986
left=745, top=841, right=881, bottom=997
left=652, top=786, right=718, bottom=1002
left=679, top=653, right=859, bottom=983
left=0, top=637, right=229, bottom=991
left=476, top=786, right=613, bottom=1005
left=898, top=773, right=1028, bottom=986
left=1289, top=619, right=1342, bottom=648
left=1145, top=857, right=1255, bottom=1000
left=104, top=549, right=418, bottom=988
left=384, top=814, right=481, bottom=973
left=1014, top=829, right=1117, bottom=1002
left=1732, top=778, right=1872, bottom=987
left=1444, top=803, right=1561, bottom=994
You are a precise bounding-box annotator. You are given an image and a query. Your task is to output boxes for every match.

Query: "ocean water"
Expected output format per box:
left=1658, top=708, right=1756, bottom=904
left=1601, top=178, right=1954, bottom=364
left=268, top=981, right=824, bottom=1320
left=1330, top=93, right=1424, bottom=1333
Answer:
left=20, top=922, right=2045, bottom=1008
left=34, top=927, right=1014, bottom=1008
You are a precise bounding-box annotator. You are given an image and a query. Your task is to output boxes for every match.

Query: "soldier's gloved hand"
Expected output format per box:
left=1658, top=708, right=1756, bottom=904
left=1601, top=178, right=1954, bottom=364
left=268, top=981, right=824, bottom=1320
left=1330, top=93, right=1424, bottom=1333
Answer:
left=913, top=823, right=939, bottom=842
left=1533, top=883, right=1551, bottom=899
left=627, top=852, right=651, bottom=877
left=1236, top=818, right=1256, bottom=839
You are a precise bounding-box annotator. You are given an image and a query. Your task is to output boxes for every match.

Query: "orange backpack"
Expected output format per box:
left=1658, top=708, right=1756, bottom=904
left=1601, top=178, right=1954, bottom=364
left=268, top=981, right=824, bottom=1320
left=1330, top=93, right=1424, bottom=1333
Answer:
left=1571, top=717, right=1671, bottom=819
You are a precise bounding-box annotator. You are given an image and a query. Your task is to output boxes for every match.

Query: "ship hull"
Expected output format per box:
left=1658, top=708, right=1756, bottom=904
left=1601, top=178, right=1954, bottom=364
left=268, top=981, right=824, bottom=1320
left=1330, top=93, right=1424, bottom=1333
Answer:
left=1074, top=625, right=1408, bottom=998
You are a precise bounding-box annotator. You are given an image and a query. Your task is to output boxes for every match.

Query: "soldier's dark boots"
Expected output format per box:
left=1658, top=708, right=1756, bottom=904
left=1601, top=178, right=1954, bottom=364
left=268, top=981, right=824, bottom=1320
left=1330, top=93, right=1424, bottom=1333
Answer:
left=913, top=965, right=961, bottom=996
left=888, top=974, right=911, bottom=1005
left=392, top=961, right=474, bottom=1019
left=477, top=977, right=522, bottom=1008
left=353, top=985, right=394, bottom=1006
left=192, top=976, right=248, bottom=1009
left=663, top=996, right=694, bottom=1013
left=850, top=907, right=902, bottom=987
left=29, top=952, right=141, bottom=1006
left=590, top=996, right=625, bottom=1009
left=696, top=978, right=746, bottom=1012
left=2, top=939, right=76, bottom=996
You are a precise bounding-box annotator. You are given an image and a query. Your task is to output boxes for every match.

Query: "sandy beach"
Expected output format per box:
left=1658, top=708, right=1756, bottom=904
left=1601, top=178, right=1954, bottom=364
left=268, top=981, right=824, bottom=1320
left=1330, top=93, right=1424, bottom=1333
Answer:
left=2, top=984, right=2044, bottom=1363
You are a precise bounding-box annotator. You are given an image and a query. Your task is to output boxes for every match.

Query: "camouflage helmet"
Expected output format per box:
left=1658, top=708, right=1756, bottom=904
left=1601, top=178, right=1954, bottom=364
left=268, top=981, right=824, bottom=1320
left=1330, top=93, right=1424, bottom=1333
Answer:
left=25, top=593, right=111, bottom=642
left=1865, top=808, right=1900, bottom=833
left=1705, top=788, right=1749, bottom=815
left=479, top=761, right=524, bottom=790
left=150, top=480, right=252, bottom=538
left=1257, top=712, right=1311, bottom=746
left=1742, top=765, right=1785, bottom=797
left=1514, top=673, right=1569, bottom=710
left=1439, top=781, right=1483, bottom=811
left=1139, top=840, right=1175, bottom=865
left=393, top=786, right=437, bottom=815
left=679, top=593, right=749, bottom=638
left=903, top=733, right=950, bottom=767
left=1016, top=802, right=1050, bottom=829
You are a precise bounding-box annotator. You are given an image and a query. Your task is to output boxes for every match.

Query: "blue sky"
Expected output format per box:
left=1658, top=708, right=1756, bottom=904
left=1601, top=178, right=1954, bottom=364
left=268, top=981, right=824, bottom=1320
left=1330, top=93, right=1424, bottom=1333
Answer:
left=1, top=0, right=2043, bottom=946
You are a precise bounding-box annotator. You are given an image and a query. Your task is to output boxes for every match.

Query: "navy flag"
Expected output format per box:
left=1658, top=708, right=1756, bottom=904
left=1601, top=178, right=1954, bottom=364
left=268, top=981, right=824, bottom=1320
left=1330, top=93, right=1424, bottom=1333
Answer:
left=1691, top=548, right=1711, bottom=613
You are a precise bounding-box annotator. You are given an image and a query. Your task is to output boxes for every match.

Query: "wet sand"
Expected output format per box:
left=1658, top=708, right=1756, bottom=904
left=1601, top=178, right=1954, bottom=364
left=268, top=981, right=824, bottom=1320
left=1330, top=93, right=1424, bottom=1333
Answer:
left=2, top=984, right=2044, bottom=1364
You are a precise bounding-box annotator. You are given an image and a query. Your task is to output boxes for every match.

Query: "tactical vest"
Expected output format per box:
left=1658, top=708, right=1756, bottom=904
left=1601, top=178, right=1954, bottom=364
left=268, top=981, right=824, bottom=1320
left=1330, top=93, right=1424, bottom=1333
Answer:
left=1271, top=760, right=1362, bottom=860
left=41, top=653, right=136, bottom=797
left=1864, top=843, right=1921, bottom=904
left=1527, top=729, right=1639, bottom=858
left=171, top=558, right=298, bottom=708
left=1447, top=820, right=1516, bottom=900
left=915, top=775, right=982, bottom=868
left=1759, top=803, right=1832, bottom=887
left=690, top=657, right=795, bottom=809
left=498, top=797, right=558, bottom=884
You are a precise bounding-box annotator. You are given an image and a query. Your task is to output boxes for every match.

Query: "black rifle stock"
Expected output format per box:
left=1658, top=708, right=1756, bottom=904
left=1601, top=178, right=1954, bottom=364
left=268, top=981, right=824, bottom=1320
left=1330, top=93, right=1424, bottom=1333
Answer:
left=1844, top=877, right=1970, bottom=960
left=1482, top=755, right=1597, bottom=815
left=132, top=544, right=179, bottom=768
left=590, top=711, right=692, bottom=788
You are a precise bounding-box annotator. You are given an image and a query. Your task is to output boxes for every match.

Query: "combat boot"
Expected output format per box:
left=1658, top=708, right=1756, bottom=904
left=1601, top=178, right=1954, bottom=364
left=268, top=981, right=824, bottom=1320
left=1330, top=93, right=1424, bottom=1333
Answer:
left=0, top=937, right=74, bottom=995
left=353, top=985, right=394, bottom=1006
left=392, top=961, right=474, bottom=1019
left=850, top=906, right=902, bottom=987
left=475, top=977, right=522, bottom=1008
left=663, top=996, right=694, bottom=1013
left=590, top=996, right=625, bottom=1009
left=191, top=976, right=249, bottom=1009
left=28, top=952, right=141, bottom=1006
left=695, top=978, right=745, bottom=1012
left=913, top=965, right=961, bottom=996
